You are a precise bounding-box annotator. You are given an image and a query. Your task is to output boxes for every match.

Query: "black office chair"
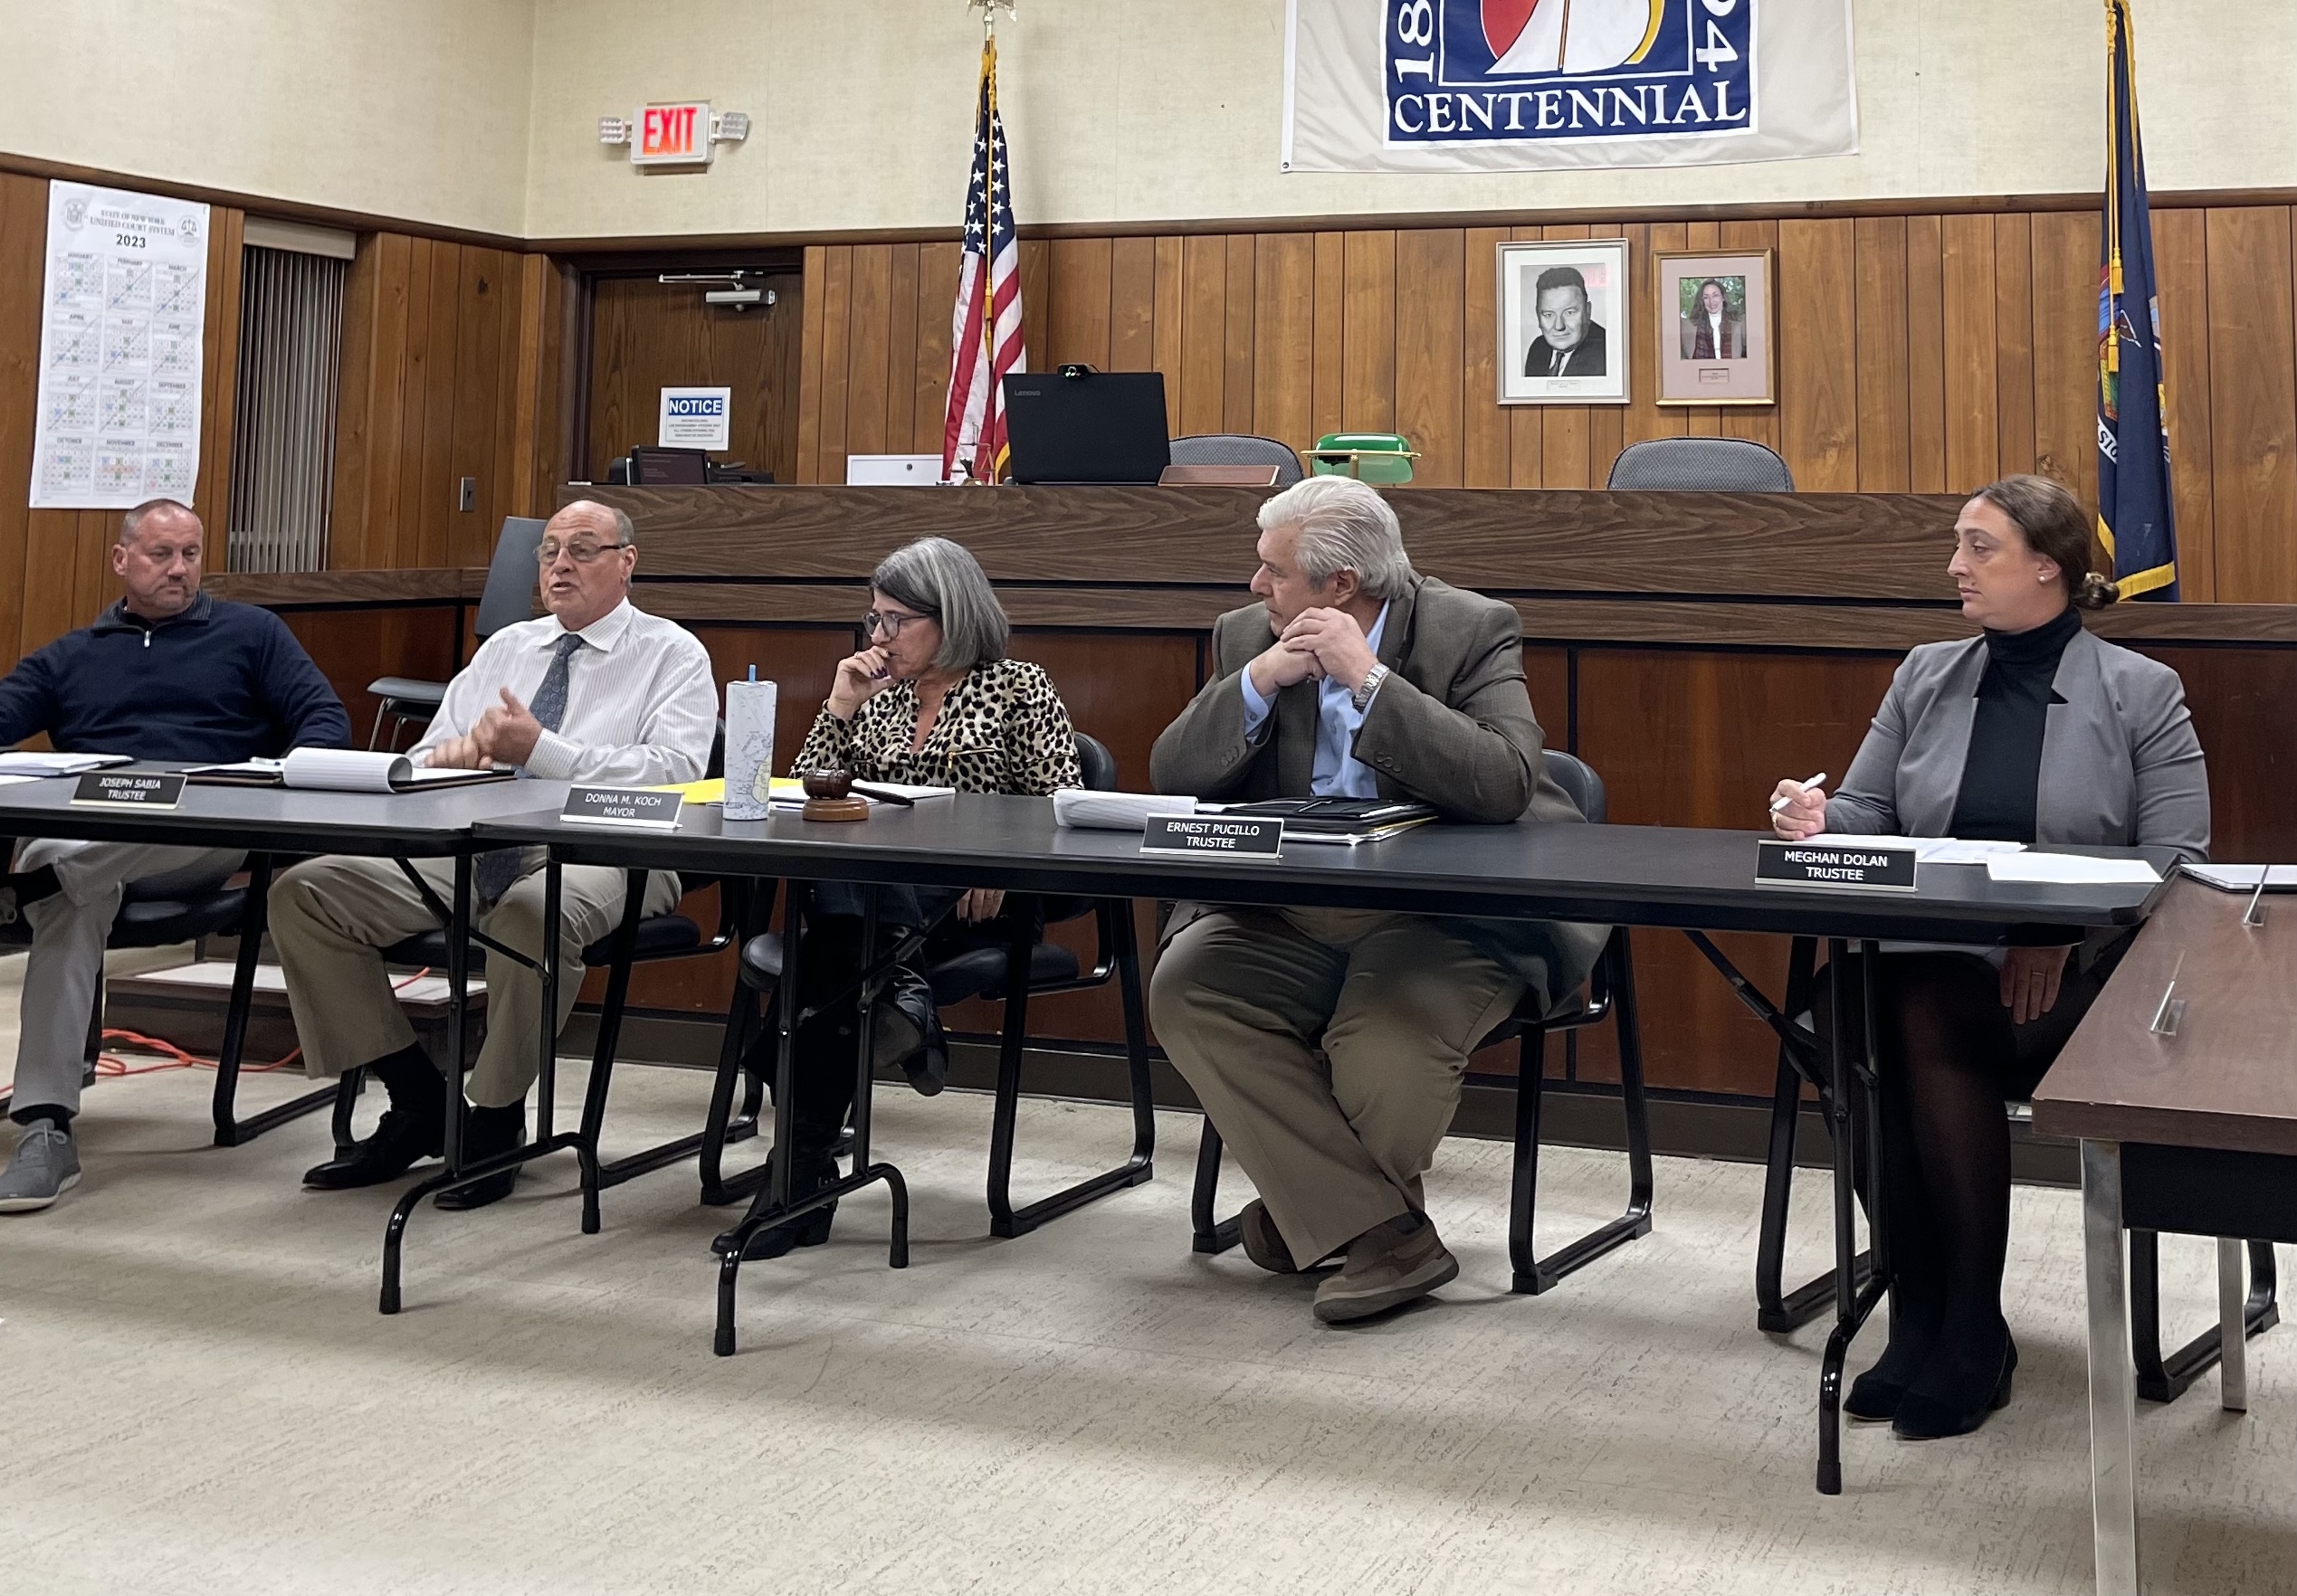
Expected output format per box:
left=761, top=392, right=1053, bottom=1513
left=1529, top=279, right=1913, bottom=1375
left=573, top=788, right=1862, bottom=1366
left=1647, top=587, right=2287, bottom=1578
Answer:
left=366, top=516, right=549, bottom=750
left=723, top=731, right=1156, bottom=1238
left=1190, top=752, right=1654, bottom=1294
left=1606, top=438, right=1795, bottom=491
left=1695, top=933, right=2277, bottom=1402
left=1168, top=434, right=1306, bottom=486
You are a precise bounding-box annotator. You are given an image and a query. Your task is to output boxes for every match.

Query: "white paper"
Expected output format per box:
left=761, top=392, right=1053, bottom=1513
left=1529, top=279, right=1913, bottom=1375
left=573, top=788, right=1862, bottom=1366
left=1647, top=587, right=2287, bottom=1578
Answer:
left=1986, top=854, right=2161, bottom=887
left=658, top=385, right=730, bottom=450
left=0, top=774, right=41, bottom=787
left=31, top=183, right=209, bottom=508
left=2180, top=863, right=2297, bottom=892
left=1800, top=832, right=1920, bottom=849
left=1053, top=790, right=1199, bottom=831
left=1912, top=839, right=2027, bottom=865
left=0, top=751, right=130, bottom=775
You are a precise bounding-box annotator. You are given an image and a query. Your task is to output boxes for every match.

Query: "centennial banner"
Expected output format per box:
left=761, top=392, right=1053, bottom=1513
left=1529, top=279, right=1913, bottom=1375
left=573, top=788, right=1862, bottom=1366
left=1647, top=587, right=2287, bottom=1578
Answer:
left=1283, top=0, right=1856, bottom=174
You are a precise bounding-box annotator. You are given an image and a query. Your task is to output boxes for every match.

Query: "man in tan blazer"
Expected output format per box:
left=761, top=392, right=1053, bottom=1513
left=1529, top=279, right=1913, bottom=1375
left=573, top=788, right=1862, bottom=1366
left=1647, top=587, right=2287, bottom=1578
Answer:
left=1149, top=475, right=1604, bottom=1325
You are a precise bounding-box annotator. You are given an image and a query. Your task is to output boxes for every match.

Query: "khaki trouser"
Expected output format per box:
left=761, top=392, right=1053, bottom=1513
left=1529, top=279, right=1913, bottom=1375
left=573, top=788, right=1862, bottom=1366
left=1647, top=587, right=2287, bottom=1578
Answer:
left=267, top=851, right=681, bottom=1108
left=1148, top=907, right=1522, bottom=1265
left=9, top=840, right=244, bottom=1115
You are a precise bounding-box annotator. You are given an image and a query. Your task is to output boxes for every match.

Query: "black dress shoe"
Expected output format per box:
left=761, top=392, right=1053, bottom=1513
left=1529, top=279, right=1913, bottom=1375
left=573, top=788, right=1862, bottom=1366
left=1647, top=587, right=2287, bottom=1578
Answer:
left=1844, top=1370, right=1910, bottom=1423
left=434, top=1103, right=527, bottom=1211
left=303, top=1109, right=443, bottom=1189
left=1893, top=1335, right=2018, bottom=1439
left=711, top=1151, right=839, bottom=1260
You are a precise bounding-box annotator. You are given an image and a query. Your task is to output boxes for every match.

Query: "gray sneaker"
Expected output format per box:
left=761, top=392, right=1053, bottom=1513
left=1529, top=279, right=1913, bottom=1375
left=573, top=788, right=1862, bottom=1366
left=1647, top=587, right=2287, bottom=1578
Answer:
left=0, top=1124, right=81, bottom=1211
left=1311, top=1211, right=1458, bottom=1324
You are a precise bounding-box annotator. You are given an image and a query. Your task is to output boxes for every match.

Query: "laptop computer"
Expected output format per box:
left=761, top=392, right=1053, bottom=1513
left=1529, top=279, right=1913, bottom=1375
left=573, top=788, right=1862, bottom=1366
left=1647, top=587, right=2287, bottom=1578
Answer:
left=1002, top=370, right=1170, bottom=485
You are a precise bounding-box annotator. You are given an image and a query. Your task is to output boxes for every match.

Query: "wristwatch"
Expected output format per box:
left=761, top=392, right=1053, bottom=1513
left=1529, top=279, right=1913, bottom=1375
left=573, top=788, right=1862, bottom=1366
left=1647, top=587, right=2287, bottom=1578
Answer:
left=1350, top=663, right=1389, bottom=712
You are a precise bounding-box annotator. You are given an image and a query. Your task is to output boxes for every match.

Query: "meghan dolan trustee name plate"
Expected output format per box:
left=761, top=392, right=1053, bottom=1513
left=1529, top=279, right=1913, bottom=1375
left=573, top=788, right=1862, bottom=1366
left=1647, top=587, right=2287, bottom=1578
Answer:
left=1756, top=837, right=1918, bottom=892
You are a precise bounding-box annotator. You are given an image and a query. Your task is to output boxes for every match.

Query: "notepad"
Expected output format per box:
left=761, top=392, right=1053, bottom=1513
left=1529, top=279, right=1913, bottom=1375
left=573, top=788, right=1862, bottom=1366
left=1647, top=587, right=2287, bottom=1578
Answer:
left=1986, top=853, right=2160, bottom=886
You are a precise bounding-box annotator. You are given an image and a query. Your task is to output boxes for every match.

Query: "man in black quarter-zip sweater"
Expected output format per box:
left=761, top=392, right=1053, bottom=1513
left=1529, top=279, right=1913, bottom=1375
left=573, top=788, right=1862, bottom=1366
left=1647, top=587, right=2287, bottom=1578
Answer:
left=0, top=499, right=348, bottom=1212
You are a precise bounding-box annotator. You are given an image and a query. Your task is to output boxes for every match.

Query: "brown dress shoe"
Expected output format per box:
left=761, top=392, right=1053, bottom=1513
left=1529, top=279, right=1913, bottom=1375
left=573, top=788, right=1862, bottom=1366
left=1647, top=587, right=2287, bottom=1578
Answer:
left=1239, top=1199, right=1298, bottom=1274
left=1311, top=1211, right=1458, bottom=1324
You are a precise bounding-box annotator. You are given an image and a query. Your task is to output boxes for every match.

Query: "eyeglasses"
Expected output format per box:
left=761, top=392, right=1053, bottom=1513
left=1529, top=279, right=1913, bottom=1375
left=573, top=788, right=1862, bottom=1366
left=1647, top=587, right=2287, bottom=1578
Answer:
left=862, top=610, right=933, bottom=638
left=536, top=537, right=632, bottom=565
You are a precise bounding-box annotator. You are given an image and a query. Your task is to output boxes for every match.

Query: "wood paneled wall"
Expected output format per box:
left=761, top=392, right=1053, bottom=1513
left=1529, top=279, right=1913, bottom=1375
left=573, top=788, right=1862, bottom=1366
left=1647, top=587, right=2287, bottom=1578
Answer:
left=795, top=204, right=2297, bottom=603
left=0, top=172, right=247, bottom=662
left=585, top=274, right=804, bottom=486
left=330, top=236, right=564, bottom=571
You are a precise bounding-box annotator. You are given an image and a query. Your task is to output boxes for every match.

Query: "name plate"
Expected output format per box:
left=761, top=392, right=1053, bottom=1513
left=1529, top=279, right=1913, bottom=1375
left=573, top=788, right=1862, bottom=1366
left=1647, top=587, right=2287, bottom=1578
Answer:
left=1757, top=838, right=1917, bottom=892
left=1141, top=814, right=1283, bottom=858
left=560, top=786, right=684, bottom=829
left=71, top=770, right=185, bottom=810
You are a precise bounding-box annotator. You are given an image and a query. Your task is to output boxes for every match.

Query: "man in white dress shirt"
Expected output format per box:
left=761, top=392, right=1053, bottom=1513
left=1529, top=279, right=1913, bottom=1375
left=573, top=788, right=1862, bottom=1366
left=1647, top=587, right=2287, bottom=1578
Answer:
left=269, top=500, right=716, bottom=1208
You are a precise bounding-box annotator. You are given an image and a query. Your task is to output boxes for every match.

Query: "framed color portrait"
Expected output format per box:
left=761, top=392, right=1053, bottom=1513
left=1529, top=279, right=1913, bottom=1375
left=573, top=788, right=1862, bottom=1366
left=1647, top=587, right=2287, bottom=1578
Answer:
left=1497, top=238, right=1631, bottom=406
left=1654, top=251, right=1775, bottom=406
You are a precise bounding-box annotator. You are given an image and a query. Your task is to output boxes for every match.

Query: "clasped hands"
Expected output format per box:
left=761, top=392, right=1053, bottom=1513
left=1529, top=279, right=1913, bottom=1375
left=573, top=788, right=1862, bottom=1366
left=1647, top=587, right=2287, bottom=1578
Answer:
left=1248, top=607, right=1378, bottom=700
left=425, top=689, right=546, bottom=770
left=1768, top=773, right=2071, bottom=1023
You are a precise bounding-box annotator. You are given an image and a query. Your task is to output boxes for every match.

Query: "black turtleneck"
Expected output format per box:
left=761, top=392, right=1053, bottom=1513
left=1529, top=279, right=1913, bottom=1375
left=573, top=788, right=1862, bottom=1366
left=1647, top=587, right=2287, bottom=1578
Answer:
left=1948, top=603, right=2082, bottom=843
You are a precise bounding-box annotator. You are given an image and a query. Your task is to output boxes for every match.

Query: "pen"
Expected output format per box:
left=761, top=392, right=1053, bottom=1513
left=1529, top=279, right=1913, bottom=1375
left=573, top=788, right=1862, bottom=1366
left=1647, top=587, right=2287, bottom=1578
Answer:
left=850, top=783, right=917, bottom=807
left=1768, top=773, right=1827, bottom=815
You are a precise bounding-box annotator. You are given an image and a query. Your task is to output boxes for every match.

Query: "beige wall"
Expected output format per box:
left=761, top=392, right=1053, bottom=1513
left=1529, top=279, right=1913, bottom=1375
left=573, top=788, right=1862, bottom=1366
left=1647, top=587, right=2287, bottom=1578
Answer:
left=523, top=0, right=2297, bottom=240
left=0, top=0, right=535, bottom=236
left=0, top=1, right=2288, bottom=242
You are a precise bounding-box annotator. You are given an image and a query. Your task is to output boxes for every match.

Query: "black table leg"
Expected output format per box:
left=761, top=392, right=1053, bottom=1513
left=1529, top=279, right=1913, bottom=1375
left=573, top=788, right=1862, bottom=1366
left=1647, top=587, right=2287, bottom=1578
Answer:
left=711, top=882, right=911, bottom=1358
left=1816, top=938, right=1890, bottom=1496
left=381, top=852, right=472, bottom=1315
left=207, top=853, right=334, bottom=1145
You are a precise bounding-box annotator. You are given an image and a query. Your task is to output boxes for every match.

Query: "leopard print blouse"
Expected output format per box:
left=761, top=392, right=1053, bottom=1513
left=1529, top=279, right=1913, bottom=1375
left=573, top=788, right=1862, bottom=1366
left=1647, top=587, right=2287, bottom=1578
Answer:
left=795, top=658, right=1083, bottom=795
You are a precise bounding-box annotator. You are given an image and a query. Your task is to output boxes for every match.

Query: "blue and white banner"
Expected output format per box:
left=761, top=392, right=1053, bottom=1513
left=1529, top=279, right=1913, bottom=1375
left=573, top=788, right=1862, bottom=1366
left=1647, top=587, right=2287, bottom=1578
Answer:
left=1283, top=0, right=1855, bottom=173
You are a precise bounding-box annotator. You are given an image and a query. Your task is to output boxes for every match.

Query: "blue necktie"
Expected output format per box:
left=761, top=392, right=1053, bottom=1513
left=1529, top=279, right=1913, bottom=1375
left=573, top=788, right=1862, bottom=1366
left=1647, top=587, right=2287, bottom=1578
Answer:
left=474, top=633, right=584, bottom=903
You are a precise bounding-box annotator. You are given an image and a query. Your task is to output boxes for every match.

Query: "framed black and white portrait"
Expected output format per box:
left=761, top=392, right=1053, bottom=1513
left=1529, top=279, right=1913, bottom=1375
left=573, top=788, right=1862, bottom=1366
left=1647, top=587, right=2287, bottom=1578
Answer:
left=1496, top=238, right=1631, bottom=406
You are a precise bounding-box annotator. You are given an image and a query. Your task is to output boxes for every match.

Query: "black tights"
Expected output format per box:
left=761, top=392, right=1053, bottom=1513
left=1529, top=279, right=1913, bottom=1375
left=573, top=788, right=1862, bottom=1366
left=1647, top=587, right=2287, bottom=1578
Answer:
left=1816, top=946, right=2115, bottom=1393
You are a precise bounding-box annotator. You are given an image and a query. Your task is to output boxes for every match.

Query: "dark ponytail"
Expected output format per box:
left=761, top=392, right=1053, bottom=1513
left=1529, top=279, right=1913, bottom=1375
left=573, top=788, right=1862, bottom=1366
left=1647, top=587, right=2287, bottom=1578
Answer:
left=1972, top=474, right=2118, bottom=609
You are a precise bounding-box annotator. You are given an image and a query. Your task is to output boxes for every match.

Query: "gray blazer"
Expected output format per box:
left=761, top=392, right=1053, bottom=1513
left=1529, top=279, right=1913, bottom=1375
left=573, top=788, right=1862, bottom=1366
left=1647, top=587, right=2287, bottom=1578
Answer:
left=1825, top=625, right=2209, bottom=955
left=1149, top=574, right=1607, bottom=1006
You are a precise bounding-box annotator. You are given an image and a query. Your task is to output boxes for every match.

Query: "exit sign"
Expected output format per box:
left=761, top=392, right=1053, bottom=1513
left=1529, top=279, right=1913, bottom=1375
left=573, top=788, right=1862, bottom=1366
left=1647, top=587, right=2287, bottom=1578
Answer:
left=634, top=101, right=711, bottom=166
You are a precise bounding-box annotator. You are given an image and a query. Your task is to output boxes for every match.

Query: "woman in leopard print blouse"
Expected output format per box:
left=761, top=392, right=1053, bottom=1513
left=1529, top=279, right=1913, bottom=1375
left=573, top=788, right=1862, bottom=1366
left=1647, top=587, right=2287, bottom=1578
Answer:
left=747, top=537, right=1083, bottom=1261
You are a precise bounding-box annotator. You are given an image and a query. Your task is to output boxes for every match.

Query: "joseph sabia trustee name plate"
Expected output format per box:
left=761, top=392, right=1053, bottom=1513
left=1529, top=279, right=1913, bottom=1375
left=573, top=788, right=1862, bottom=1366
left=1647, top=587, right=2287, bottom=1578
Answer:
left=1756, top=838, right=1917, bottom=892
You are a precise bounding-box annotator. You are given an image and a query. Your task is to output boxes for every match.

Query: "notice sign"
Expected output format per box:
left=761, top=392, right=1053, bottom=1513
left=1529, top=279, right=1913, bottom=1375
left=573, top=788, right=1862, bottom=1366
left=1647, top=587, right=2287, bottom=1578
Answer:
left=71, top=770, right=185, bottom=810
left=659, top=386, right=731, bottom=451
left=561, top=786, right=684, bottom=829
left=32, top=182, right=210, bottom=508
left=1756, top=838, right=1917, bottom=893
left=1142, top=814, right=1284, bottom=858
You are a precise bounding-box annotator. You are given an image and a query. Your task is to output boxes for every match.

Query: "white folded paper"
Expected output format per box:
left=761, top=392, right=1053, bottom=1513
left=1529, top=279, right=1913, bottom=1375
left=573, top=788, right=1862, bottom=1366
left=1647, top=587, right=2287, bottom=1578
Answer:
left=281, top=748, right=492, bottom=792
left=0, top=751, right=130, bottom=776
left=1801, top=833, right=2025, bottom=865
left=1053, top=789, right=1199, bottom=831
left=1986, top=853, right=2160, bottom=886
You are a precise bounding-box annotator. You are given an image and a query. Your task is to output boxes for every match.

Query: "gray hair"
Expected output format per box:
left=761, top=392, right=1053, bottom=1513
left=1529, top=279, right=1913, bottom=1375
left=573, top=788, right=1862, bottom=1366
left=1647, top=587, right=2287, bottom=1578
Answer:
left=556, top=499, right=636, bottom=546
left=872, top=536, right=1010, bottom=671
left=1255, top=476, right=1415, bottom=601
left=119, top=499, right=199, bottom=544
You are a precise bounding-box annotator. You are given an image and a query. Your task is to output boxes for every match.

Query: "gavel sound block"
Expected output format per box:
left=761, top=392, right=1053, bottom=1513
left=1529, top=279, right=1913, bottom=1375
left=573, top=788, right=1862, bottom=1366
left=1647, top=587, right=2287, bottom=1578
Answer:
left=799, top=769, right=871, bottom=822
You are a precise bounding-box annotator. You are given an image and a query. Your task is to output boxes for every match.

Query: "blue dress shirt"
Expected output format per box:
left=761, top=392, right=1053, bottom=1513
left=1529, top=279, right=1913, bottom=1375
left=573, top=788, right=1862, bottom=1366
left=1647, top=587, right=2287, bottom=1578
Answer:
left=1237, top=603, right=1390, bottom=798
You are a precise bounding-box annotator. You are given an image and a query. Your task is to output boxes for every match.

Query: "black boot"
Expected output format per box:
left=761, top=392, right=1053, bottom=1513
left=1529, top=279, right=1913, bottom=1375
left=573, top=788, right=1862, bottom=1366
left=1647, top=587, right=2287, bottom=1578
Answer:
left=712, top=1147, right=840, bottom=1261
left=434, top=1102, right=527, bottom=1211
left=1892, top=1322, right=2017, bottom=1439
left=303, top=1046, right=444, bottom=1189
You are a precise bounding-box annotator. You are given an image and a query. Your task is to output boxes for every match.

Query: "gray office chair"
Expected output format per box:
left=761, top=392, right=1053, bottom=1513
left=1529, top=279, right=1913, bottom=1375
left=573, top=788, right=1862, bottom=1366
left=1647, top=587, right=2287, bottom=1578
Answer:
left=365, top=516, right=549, bottom=749
left=1168, top=434, right=1306, bottom=487
left=1606, top=438, right=1795, bottom=491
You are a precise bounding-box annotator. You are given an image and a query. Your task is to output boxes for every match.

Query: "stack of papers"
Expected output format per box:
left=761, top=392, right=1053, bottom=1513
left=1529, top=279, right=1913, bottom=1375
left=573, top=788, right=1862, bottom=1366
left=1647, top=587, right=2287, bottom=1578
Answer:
left=1796, top=832, right=2025, bottom=866
left=185, top=749, right=513, bottom=793
left=1053, top=790, right=1198, bottom=831
left=1986, top=853, right=2160, bottom=886
left=0, top=751, right=130, bottom=777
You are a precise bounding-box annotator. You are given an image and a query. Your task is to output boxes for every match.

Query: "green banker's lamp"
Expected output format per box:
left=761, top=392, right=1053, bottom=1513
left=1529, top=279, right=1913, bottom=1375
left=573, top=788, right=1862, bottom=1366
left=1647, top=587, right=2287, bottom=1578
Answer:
left=1307, top=432, right=1419, bottom=485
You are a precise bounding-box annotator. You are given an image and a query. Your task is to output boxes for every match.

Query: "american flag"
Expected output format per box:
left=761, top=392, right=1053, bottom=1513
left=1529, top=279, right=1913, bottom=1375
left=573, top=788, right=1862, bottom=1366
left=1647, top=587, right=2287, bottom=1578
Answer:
left=942, top=38, right=1024, bottom=484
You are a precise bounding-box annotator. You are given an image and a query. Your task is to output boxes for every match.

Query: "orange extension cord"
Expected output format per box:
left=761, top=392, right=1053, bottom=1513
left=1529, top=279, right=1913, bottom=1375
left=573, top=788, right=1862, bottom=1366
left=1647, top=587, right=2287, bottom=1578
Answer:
left=91, top=967, right=434, bottom=1079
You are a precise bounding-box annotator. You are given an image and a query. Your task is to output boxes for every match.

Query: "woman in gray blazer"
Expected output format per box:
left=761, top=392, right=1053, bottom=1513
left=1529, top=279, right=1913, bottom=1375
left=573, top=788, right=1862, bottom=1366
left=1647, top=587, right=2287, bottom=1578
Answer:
left=1770, top=474, right=2208, bottom=1440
